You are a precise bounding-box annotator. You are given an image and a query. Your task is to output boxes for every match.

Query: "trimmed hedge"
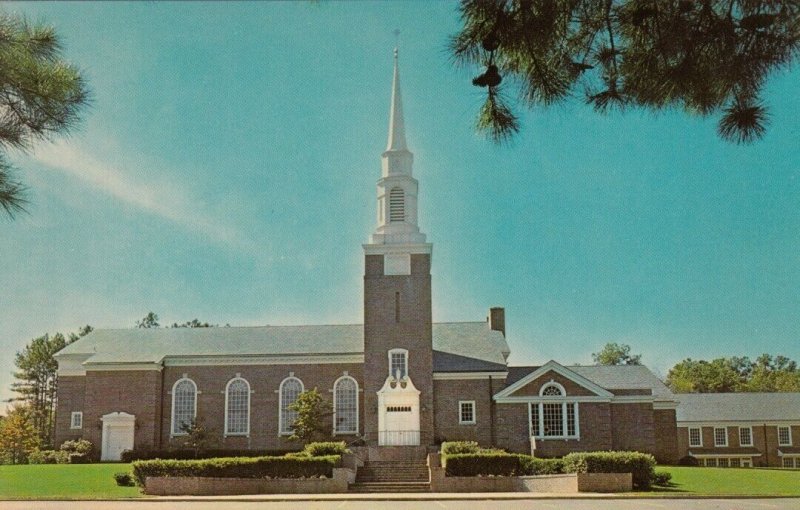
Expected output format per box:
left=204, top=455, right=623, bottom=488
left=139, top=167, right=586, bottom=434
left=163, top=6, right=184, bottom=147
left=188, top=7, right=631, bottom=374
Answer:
left=441, top=441, right=480, bottom=455
left=121, top=449, right=293, bottom=462
left=562, top=451, right=656, bottom=490
left=302, top=442, right=349, bottom=457
left=131, top=455, right=340, bottom=487
left=28, top=449, right=70, bottom=464
left=443, top=453, right=566, bottom=477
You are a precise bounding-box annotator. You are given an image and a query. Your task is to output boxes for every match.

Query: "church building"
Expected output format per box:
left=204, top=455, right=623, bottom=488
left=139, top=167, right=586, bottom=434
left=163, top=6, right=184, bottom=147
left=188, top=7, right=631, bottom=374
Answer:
left=54, top=51, right=679, bottom=464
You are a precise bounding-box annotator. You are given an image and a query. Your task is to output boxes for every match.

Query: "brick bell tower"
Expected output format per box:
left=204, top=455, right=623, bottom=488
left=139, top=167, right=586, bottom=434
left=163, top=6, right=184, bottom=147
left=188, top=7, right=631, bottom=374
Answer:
left=363, top=48, right=434, bottom=446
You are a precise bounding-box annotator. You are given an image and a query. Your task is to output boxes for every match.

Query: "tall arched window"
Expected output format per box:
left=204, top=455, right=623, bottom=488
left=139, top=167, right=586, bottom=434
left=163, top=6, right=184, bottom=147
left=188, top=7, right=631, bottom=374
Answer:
left=389, top=187, right=405, bottom=222
left=225, top=377, right=250, bottom=436
left=171, top=377, right=197, bottom=436
left=279, top=376, right=304, bottom=435
left=333, top=376, right=359, bottom=435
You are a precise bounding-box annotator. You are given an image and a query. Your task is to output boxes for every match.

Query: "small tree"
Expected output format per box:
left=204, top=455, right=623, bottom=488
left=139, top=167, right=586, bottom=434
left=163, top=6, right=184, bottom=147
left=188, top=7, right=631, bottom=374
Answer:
left=0, top=405, right=40, bottom=464
left=288, top=388, right=333, bottom=444
left=176, top=418, right=216, bottom=458
left=135, top=312, right=160, bottom=329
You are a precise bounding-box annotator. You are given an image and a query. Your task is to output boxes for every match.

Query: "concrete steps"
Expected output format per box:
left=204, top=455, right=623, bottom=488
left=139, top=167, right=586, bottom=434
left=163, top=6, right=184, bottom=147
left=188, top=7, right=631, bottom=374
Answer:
left=350, top=460, right=430, bottom=493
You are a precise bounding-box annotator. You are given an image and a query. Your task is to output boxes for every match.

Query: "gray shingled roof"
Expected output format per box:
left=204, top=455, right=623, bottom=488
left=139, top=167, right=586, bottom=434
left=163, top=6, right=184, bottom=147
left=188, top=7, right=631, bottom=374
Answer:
left=676, top=393, right=800, bottom=422
left=505, top=364, right=673, bottom=399
left=56, top=322, right=509, bottom=372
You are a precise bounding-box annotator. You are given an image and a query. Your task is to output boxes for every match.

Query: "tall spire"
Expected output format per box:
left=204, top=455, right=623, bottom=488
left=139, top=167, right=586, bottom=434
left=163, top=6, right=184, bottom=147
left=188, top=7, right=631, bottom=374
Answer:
left=386, top=48, right=408, bottom=152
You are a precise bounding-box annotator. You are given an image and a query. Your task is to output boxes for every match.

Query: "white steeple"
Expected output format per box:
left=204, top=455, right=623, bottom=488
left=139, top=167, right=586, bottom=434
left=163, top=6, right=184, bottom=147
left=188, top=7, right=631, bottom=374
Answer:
left=367, top=48, right=429, bottom=250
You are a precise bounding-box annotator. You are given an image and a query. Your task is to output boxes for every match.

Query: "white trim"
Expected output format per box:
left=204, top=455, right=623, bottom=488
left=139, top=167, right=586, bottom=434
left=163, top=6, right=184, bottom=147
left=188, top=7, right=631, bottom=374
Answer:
left=70, top=411, right=83, bottom=429
left=679, top=420, right=800, bottom=427
left=738, top=426, right=753, bottom=447
left=778, top=451, right=800, bottom=457
left=333, top=375, right=359, bottom=435
left=85, top=363, right=163, bottom=371
left=388, top=348, right=409, bottom=379
left=459, top=400, right=476, bottom=425
left=528, top=401, right=580, bottom=440
left=363, top=243, right=432, bottom=256
left=714, top=426, right=728, bottom=447
left=688, top=427, right=703, bottom=447
left=493, top=360, right=614, bottom=400
left=540, top=381, right=566, bottom=397
left=496, top=395, right=611, bottom=404
left=170, top=377, right=197, bottom=436
left=224, top=377, right=250, bottom=437
left=433, top=372, right=508, bottom=380
left=778, top=425, right=793, bottom=446
left=691, top=453, right=762, bottom=459
left=653, top=400, right=679, bottom=410
left=278, top=376, right=304, bottom=436
left=164, top=354, right=364, bottom=366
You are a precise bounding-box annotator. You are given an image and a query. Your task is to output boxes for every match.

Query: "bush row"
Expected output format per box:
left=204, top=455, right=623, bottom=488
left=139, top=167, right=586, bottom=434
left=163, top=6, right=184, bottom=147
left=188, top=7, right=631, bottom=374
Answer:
left=562, top=451, right=656, bottom=490
left=444, top=453, right=565, bottom=477
left=28, top=439, right=93, bottom=464
left=130, top=455, right=341, bottom=487
left=121, top=448, right=294, bottom=462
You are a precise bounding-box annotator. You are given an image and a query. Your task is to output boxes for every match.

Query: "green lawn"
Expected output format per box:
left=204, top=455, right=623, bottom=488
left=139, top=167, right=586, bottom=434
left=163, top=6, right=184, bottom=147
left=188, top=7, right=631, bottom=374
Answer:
left=0, top=463, right=142, bottom=499
left=648, top=466, right=800, bottom=496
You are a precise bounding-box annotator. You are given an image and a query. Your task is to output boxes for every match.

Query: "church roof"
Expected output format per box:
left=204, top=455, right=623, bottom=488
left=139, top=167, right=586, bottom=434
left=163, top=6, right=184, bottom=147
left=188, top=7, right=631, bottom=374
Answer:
left=505, top=364, right=673, bottom=399
left=675, top=392, right=800, bottom=423
left=56, top=321, right=509, bottom=371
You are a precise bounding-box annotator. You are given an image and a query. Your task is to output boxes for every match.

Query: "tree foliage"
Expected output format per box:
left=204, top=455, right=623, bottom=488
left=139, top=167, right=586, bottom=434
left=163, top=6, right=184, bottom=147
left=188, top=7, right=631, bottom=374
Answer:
left=0, top=405, right=40, bottom=464
left=0, top=12, right=89, bottom=218
left=452, top=1, right=800, bottom=143
left=591, top=342, right=642, bottom=365
left=288, top=388, right=333, bottom=444
left=173, top=418, right=216, bottom=458
left=135, top=311, right=160, bottom=328
left=10, top=326, right=92, bottom=447
left=666, top=354, right=800, bottom=393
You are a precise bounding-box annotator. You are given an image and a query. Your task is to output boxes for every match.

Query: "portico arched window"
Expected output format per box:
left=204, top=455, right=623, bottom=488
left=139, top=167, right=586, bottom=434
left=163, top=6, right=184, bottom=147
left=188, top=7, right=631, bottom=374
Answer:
left=529, top=381, right=578, bottom=439
left=225, top=377, right=250, bottom=436
left=333, top=375, right=359, bottom=434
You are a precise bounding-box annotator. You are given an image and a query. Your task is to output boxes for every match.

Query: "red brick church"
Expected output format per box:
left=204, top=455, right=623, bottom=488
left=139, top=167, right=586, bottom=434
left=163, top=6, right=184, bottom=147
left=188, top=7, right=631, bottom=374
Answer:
left=54, top=50, right=682, bottom=463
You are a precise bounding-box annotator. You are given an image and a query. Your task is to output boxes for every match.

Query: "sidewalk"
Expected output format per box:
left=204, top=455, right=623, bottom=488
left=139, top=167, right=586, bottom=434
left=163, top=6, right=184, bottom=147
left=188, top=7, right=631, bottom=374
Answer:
left=149, top=492, right=616, bottom=502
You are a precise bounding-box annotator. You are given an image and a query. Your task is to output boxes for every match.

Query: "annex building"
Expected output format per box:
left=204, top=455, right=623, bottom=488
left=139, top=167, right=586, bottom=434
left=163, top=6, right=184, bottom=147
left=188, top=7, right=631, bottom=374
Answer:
left=54, top=51, right=796, bottom=467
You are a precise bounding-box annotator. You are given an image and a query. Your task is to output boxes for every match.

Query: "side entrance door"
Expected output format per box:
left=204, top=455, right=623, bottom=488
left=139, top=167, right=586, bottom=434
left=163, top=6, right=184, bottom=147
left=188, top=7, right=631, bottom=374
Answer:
left=100, top=412, right=135, bottom=461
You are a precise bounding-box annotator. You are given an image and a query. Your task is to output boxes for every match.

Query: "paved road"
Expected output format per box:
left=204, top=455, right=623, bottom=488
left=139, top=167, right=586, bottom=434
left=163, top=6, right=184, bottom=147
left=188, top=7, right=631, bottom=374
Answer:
left=2, top=499, right=800, bottom=510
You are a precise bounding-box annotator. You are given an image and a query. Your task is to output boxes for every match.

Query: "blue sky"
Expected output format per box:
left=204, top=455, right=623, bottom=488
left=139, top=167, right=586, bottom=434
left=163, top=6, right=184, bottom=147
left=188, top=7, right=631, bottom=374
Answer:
left=2, top=2, right=798, bottom=405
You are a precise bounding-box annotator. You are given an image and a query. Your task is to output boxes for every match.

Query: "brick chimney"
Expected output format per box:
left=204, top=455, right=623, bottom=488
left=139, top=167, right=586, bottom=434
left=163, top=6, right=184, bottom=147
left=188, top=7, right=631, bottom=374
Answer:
left=489, top=307, right=505, bottom=337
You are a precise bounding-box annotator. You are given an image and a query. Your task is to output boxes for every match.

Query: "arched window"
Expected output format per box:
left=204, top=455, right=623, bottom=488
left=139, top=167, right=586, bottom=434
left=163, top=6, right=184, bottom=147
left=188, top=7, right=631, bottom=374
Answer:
left=225, top=377, right=250, bottom=436
left=388, top=348, right=408, bottom=379
left=540, top=383, right=565, bottom=397
left=333, top=376, right=359, bottom=434
left=171, top=377, right=197, bottom=436
left=279, top=376, right=304, bottom=435
left=530, top=381, right=578, bottom=439
left=389, top=187, right=405, bottom=222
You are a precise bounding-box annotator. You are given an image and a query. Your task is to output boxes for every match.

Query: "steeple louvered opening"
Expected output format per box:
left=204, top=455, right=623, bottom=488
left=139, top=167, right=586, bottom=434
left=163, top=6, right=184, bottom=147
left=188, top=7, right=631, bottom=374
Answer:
left=389, top=187, right=405, bottom=222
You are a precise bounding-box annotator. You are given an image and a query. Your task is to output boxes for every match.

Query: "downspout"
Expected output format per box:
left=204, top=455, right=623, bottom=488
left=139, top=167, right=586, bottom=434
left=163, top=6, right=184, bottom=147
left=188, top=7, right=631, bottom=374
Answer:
left=489, top=376, right=495, bottom=446
left=763, top=423, right=768, bottom=467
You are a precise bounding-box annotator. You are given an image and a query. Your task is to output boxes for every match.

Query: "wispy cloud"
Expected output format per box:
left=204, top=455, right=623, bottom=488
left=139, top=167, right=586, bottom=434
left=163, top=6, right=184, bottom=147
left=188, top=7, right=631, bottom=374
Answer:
left=30, top=140, right=250, bottom=249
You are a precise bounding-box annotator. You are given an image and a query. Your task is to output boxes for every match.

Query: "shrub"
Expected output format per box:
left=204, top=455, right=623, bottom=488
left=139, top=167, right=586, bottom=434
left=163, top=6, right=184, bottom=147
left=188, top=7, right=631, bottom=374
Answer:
left=562, top=451, right=656, bottom=490
left=28, top=449, right=69, bottom=464
left=68, top=452, right=90, bottom=464
left=519, top=456, right=565, bottom=475
left=60, top=439, right=93, bottom=456
left=678, top=455, right=699, bottom=466
left=444, top=453, right=524, bottom=476
left=652, top=471, right=672, bottom=487
left=302, top=441, right=349, bottom=457
left=120, top=449, right=293, bottom=462
left=131, top=455, right=341, bottom=487
left=113, top=472, right=135, bottom=487
left=440, top=441, right=480, bottom=455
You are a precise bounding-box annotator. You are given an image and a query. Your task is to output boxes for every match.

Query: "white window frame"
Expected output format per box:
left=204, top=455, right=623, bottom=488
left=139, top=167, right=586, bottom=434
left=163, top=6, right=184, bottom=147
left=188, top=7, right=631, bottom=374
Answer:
left=388, top=348, right=409, bottom=379
left=714, top=426, right=728, bottom=447
left=224, top=376, right=251, bottom=437
left=70, top=411, right=83, bottom=430
left=738, top=426, right=753, bottom=447
left=688, top=427, right=703, bottom=447
left=459, top=400, right=476, bottom=425
left=539, top=381, right=566, bottom=397
left=278, top=376, right=304, bottom=436
left=778, top=426, right=792, bottom=446
left=528, top=382, right=580, bottom=440
left=333, top=375, right=359, bottom=435
left=170, top=377, right=198, bottom=436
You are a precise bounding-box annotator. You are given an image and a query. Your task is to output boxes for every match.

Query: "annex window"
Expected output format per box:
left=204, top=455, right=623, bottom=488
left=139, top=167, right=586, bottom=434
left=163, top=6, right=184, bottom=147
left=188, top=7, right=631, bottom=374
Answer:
left=388, top=348, right=408, bottom=379
left=225, top=377, right=250, bottom=436
left=778, top=426, right=792, bottom=446
left=333, top=376, right=358, bottom=435
left=688, top=427, right=702, bottom=447
left=717, top=458, right=729, bottom=468
left=529, top=401, right=579, bottom=439
left=279, top=376, right=304, bottom=435
left=739, top=427, right=753, bottom=447
left=389, top=187, right=405, bottom=222
left=70, top=411, right=83, bottom=430
left=530, top=403, right=540, bottom=436
left=459, top=401, right=476, bottom=425
left=782, top=457, right=797, bottom=469
left=704, top=458, right=717, bottom=467
left=714, top=427, right=728, bottom=447
left=730, top=458, right=741, bottom=468
left=171, top=377, right=197, bottom=436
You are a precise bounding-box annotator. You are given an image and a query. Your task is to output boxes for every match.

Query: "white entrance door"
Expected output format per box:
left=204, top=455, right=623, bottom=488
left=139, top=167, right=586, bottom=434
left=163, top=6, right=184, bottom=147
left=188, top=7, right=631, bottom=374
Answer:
left=377, top=376, right=421, bottom=446
left=101, top=412, right=135, bottom=461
